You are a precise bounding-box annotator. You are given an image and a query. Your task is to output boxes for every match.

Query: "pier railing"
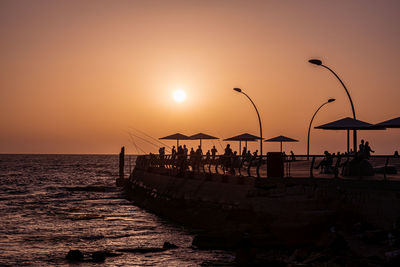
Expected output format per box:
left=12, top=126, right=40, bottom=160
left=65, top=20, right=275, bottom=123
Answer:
left=133, top=153, right=400, bottom=181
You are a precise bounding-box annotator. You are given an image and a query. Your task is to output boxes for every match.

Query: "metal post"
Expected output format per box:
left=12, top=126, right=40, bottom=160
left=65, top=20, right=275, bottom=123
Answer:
left=320, top=64, right=357, bottom=153
left=234, top=89, right=263, bottom=156
left=307, top=99, right=335, bottom=160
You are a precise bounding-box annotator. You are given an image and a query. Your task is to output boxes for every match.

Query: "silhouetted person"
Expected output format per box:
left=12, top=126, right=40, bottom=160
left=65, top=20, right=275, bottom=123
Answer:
left=195, top=146, right=203, bottom=171
left=395, top=151, right=399, bottom=158
left=246, top=150, right=252, bottom=162
left=171, top=146, right=176, bottom=160
left=315, top=150, right=333, bottom=172
left=183, top=145, right=188, bottom=157
left=177, top=145, right=185, bottom=171
left=290, top=150, right=296, bottom=161
left=211, top=146, right=217, bottom=160
left=224, top=144, right=233, bottom=156
left=364, top=141, right=374, bottom=159
left=196, top=145, right=203, bottom=156
left=242, top=147, right=247, bottom=158
left=252, top=150, right=258, bottom=157
left=224, top=144, right=233, bottom=170
left=205, top=150, right=211, bottom=162
left=359, top=139, right=365, bottom=155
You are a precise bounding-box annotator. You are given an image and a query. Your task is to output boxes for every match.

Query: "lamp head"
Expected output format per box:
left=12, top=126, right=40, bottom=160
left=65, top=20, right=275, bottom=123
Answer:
left=328, top=98, right=336, bottom=103
left=308, top=59, right=322, bottom=66
left=233, top=88, right=242, bottom=93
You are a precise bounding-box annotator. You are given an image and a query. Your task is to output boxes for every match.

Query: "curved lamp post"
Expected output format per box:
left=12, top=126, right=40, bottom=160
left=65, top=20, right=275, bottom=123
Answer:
left=308, top=59, right=357, bottom=153
left=307, top=98, right=336, bottom=160
left=233, top=88, right=263, bottom=156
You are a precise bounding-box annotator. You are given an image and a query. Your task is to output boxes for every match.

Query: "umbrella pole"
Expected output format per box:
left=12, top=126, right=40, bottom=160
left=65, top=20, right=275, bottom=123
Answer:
left=200, top=139, right=202, bottom=148
left=353, top=130, right=357, bottom=154
left=347, top=130, right=349, bottom=153
left=177, top=139, right=179, bottom=148
left=245, top=141, right=248, bottom=151
left=280, top=142, right=282, bottom=153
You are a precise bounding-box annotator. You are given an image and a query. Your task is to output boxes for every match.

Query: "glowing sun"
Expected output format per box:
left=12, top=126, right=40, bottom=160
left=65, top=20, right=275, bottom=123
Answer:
left=172, top=89, right=187, bottom=103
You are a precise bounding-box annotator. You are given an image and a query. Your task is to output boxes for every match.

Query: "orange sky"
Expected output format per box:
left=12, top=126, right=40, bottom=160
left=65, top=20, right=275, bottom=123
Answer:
left=0, top=0, right=399, bottom=154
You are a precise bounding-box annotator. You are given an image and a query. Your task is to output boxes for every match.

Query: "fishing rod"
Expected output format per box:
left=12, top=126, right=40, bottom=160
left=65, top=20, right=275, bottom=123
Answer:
left=129, top=127, right=172, bottom=150
left=215, top=131, right=225, bottom=150
left=128, top=133, right=146, bottom=154
left=126, top=130, right=172, bottom=153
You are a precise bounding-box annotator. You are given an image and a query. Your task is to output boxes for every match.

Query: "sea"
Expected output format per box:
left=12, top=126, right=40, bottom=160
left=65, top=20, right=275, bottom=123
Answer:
left=0, top=154, right=234, bottom=266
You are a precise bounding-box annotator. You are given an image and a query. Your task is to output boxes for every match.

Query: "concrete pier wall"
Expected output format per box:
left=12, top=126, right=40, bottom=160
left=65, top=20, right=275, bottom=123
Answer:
left=125, top=169, right=400, bottom=243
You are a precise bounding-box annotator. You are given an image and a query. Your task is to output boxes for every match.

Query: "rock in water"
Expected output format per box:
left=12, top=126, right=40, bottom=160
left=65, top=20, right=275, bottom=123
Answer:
left=163, top=241, right=178, bottom=249
left=66, top=250, right=84, bottom=261
left=92, top=251, right=106, bottom=262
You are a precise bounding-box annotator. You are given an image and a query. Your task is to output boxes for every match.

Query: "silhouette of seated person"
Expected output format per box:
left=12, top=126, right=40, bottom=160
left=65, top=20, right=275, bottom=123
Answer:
left=364, top=141, right=374, bottom=159
left=315, top=150, right=333, bottom=173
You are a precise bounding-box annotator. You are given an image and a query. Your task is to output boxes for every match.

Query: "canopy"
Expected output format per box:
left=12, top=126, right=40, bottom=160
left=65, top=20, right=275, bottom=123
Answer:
left=315, top=117, right=385, bottom=152
left=224, top=133, right=261, bottom=141
left=264, top=135, right=298, bottom=153
left=314, top=117, right=375, bottom=130
left=189, top=133, right=218, bottom=148
left=374, top=116, right=400, bottom=128
left=224, top=133, right=261, bottom=154
left=159, top=133, right=190, bottom=147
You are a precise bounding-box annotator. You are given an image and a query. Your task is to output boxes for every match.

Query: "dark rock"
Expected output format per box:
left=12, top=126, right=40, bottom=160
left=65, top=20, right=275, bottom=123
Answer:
left=192, top=232, right=241, bottom=250
left=66, top=249, right=84, bottom=261
left=91, top=251, right=106, bottom=262
left=102, top=251, right=122, bottom=257
left=117, top=247, right=166, bottom=253
left=163, top=241, right=178, bottom=249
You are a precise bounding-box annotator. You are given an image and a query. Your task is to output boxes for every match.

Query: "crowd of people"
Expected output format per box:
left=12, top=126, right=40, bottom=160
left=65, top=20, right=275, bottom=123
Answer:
left=314, top=139, right=376, bottom=173
left=156, top=138, right=385, bottom=175
left=154, top=143, right=269, bottom=173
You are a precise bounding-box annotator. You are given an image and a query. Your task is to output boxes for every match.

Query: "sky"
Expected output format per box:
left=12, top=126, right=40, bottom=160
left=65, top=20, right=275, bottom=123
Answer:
left=0, top=0, right=399, bottom=154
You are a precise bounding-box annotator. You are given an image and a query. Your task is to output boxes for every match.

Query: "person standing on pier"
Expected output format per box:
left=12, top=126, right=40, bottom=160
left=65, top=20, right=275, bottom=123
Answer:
left=359, top=139, right=365, bottom=156
left=211, top=146, right=218, bottom=160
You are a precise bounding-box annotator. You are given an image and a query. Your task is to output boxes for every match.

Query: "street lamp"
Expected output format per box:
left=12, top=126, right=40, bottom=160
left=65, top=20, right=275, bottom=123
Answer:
left=308, top=59, right=357, bottom=153
left=233, top=88, right=263, bottom=156
left=307, top=98, right=336, bottom=160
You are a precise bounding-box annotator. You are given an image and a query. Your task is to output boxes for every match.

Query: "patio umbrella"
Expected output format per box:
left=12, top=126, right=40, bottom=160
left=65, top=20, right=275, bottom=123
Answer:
left=224, top=133, right=261, bottom=154
left=374, top=117, right=400, bottom=128
left=264, top=135, right=298, bottom=153
left=315, top=117, right=385, bottom=153
left=159, top=133, right=190, bottom=147
left=189, top=133, right=218, bottom=148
